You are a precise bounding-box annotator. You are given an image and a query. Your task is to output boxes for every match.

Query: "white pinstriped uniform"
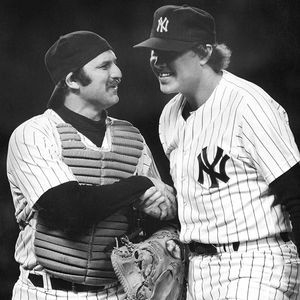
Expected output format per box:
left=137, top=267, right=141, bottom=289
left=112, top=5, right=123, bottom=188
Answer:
left=7, top=109, right=160, bottom=300
left=159, top=70, right=300, bottom=299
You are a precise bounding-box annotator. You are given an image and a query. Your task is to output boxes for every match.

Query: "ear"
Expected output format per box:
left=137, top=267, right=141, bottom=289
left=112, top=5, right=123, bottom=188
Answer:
left=199, top=44, right=213, bottom=66
left=65, top=72, right=80, bottom=90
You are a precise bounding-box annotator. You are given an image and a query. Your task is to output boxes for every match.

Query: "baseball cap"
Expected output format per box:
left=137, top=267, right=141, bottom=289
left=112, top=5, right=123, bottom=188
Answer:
left=134, top=5, right=216, bottom=52
left=45, top=31, right=112, bottom=108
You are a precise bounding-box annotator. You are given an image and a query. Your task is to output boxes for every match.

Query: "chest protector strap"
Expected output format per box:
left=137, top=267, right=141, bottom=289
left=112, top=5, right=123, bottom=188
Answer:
left=34, top=119, right=144, bottom=286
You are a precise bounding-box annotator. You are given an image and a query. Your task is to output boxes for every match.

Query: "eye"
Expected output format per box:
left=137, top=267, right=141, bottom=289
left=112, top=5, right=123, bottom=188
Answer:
left=100, top=64, right=109, bottom=69
left=98, top=62, right=111, bottom=70
left=162, top=51, right=180, bottom=62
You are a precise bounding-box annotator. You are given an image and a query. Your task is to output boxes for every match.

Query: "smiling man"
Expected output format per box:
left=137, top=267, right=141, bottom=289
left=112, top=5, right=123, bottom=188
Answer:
left=7, top=31, right=176, bottom=300
left=135, top=5, right=300, bottom=300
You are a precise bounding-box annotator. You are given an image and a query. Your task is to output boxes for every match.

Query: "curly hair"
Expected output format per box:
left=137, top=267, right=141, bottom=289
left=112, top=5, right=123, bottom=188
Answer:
left=193, top=43, right=232, bottom=73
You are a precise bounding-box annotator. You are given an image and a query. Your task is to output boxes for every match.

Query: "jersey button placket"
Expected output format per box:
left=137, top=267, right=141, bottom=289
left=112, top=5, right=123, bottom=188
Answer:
left=181, top=120, right=193, bottom=206
left=176, top=122, right=186, bottom=202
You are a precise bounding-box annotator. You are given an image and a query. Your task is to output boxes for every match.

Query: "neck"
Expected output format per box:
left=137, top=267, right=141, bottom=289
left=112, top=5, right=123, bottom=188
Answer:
left=64, top=94, right=104, bottom=121
left=185, top=68, right=222, bottom=110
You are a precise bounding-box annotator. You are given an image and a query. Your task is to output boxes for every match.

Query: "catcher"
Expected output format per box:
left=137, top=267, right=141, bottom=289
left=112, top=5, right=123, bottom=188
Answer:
left=7, top=30, right=184, bottom=300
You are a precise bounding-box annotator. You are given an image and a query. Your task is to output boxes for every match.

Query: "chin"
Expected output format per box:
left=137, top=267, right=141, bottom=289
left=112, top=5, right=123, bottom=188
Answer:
left=105, top=97, right=119, bottom=109
left=159, top=83, right=178, bottom=95
left=112, top=97, right=119, bottom=105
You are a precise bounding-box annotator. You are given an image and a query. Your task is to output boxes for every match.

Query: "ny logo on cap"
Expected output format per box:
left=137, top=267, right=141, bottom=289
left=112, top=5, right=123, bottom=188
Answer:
left=157, top=17, right=169, bottom=33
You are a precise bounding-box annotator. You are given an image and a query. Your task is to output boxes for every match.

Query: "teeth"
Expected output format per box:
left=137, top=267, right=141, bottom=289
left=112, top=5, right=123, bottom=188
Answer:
left=159, top=72, right=171, bottom=77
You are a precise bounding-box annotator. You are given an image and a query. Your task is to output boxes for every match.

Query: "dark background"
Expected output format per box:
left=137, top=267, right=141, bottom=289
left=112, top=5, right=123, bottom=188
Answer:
left=1, top=0, right=300, bottom=298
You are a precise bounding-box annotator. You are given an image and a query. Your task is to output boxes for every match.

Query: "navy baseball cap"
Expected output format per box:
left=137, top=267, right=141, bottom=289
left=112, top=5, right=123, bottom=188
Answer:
left=45, top=31, right=112, bottom=107
left=134, top=5, right=216, bottom=52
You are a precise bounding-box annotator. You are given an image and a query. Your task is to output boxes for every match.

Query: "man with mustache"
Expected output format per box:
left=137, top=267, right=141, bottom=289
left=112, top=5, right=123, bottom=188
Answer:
left=135, top=5, right=300, bottom=299
left=7, top=31, right=176, bottom=300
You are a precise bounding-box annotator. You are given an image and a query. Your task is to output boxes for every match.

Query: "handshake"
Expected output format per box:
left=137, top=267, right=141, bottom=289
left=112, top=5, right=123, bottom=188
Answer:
left=137, top=177, right=177, bottom=221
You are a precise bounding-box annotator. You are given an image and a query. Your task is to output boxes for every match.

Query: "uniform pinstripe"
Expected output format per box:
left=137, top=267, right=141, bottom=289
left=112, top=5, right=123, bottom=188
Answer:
left=159, top=70, right=300, bottom=299
left=7, top=109, right=160, bottom=300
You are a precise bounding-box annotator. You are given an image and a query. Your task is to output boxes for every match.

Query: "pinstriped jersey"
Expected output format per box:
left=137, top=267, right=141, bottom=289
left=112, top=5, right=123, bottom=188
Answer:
left=7, top=109, right=160, bottom=271
left=159, top=70, right=300, bottom=245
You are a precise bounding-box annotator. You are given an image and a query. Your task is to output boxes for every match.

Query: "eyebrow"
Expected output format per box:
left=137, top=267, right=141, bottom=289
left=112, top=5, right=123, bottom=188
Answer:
left=98, top=57, right=117, bottom=66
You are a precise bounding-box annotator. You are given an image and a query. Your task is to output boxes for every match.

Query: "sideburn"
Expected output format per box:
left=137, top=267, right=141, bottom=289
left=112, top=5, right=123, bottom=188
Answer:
left=72, top=68, right=92, bottom=87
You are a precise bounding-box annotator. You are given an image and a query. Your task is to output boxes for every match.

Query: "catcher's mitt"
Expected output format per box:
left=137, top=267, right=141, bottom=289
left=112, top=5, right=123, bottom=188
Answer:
left=111, top=228, right=185, bottom=300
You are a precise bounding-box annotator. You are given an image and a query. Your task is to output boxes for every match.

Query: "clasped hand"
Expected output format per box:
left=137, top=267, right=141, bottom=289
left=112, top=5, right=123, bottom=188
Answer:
left=138, top=177, right=177, bottom=220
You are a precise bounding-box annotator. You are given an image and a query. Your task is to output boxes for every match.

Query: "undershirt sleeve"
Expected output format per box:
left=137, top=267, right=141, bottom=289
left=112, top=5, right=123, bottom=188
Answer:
left=269, top=163, right=300, bottom=254
left=35, top=176, right=153, bottom=230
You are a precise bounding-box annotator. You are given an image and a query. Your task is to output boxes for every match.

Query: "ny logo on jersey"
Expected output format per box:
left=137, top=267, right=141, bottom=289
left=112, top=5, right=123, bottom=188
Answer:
left=197, top=147, right=230, bottom=188
left=157, top=17, right=169, bottom=32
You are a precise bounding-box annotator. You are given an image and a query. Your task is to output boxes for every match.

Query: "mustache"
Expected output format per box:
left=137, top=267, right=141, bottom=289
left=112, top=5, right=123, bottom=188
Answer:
left=108, top=78, right=122, bottom=86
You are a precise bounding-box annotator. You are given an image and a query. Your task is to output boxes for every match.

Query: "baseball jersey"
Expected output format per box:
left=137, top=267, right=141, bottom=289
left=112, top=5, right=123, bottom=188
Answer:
left=7, top=109, right=159, bottom=271
left=159, top=70, right=300, bottom=245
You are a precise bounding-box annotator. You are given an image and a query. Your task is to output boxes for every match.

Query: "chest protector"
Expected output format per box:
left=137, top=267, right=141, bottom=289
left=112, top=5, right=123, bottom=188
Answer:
left=34, top=119, right=144, bottom=286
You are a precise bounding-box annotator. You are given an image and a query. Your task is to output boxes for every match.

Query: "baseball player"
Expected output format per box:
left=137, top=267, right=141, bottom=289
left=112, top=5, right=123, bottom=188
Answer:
left=134, top=5, right=300, bottom=300
left=6, top=31, right=176, bottom=300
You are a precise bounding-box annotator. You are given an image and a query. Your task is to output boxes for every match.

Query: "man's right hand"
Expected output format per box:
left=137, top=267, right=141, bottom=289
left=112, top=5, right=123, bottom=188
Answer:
left=138, top=178, right=177, bottom=220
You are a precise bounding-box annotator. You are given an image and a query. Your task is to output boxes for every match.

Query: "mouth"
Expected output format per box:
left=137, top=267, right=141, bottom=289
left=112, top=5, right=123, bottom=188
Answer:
left=159, top=72, right=173, bottom=78
left=157, top=71, right=174, bottom=82
left=108, top=78, right=121, bottom=90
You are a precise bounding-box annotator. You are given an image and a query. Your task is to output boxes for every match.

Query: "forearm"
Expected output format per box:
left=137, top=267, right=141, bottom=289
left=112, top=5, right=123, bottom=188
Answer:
left=270, top=163, right=300, bottom=252
left=285, top=198, right=300, bottom=248
left=35, top=176, right=153, bottom=230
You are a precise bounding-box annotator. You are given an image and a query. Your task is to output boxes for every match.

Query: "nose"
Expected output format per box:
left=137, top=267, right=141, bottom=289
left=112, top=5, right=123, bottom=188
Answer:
left=150, top=50, right=167, bottom=69
left=111, top=63, right=122, bottom=80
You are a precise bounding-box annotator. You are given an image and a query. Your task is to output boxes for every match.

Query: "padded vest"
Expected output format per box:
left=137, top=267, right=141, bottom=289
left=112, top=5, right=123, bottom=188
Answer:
left=34, top=119, right=144, bottom=286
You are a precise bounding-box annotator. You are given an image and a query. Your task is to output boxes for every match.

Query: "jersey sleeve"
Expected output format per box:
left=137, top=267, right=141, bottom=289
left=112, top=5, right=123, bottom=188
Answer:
left=240, top=96, right=300, bottom=184
left=7, top=118, right=77, bottom=209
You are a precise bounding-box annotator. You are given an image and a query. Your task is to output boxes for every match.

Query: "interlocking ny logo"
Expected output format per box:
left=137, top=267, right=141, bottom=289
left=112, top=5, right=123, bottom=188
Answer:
left=157, top=17, right=169, bottom=32
left=197, top=147, right=230, bottom=188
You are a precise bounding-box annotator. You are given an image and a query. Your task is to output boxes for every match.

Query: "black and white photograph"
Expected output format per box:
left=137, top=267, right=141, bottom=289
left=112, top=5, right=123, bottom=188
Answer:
left=1, top=1, right=300, bottom=299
